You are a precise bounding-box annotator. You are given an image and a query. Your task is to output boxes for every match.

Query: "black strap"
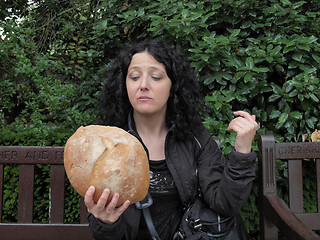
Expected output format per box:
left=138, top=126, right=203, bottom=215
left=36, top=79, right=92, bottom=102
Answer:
left=135, top=193, right=161, bottom=240
left=142, top=207, right=161, bottom=240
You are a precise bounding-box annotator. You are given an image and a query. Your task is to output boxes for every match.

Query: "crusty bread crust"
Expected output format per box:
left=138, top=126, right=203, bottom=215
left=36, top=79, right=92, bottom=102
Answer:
left=64, top=125, right=150, bottom=206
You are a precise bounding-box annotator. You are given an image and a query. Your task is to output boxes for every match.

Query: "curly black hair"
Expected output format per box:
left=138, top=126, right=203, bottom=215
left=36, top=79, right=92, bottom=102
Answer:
left=98, top=40, right=203, bottom=139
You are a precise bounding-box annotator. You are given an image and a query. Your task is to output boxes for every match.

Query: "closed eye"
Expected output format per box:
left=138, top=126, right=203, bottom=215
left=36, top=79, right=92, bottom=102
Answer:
left=152, top=76, right=161, bottom=80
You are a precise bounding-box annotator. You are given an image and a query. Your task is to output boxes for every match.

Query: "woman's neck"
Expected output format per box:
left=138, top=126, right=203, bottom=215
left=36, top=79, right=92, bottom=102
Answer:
left=133, top=111, right=168, bottom=137
left=133, top=111, right=168, bottom=160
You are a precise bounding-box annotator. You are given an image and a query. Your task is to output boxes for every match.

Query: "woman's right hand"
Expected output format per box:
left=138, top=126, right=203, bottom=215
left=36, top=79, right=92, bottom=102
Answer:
left=84, top=186, right=130, bottom=224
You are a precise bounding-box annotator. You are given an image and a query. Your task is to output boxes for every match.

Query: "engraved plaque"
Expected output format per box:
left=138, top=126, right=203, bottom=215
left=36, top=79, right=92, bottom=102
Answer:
left=0, top=146, right=64, bottom=164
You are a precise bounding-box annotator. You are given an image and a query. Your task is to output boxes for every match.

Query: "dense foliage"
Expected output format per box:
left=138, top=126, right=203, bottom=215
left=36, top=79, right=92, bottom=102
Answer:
left=1, top=0, right=319, bottom=238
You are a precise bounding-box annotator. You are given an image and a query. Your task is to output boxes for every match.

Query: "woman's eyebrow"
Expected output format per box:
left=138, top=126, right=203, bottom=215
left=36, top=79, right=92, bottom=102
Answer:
left=149, top=66, right=164, bottom=72
left=128, top=66, right=165, bottom=74
left=128, top=66, right=141, bottom=71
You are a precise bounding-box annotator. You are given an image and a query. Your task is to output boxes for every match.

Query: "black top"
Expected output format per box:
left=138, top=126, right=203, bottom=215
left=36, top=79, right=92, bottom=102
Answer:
left=137, top=159, right=182, bottom=240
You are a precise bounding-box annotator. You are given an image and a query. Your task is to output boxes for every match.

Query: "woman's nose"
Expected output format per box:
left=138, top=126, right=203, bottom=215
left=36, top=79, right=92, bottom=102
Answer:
left=139, top=75, right=150, bottom=90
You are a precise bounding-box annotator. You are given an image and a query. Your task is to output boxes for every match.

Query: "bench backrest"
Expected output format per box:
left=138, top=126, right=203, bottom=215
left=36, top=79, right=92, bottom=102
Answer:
left=0, top=146, right=92, bottom=240
left=259, top=134, right=320, bottom=240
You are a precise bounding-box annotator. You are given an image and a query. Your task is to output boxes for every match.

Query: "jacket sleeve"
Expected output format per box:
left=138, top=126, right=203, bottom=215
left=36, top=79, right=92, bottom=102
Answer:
left=87, top=213, right=125, bottom=240
left=196, top=126, right=256, bottom=217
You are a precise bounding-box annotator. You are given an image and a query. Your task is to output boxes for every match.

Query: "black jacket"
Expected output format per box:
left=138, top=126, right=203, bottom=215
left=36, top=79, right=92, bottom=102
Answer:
left=88, top=117, right=256, bottom=240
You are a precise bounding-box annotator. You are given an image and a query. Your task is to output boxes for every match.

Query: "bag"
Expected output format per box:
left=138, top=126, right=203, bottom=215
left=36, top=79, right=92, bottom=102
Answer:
left=176, top=198, right=249, bottom=240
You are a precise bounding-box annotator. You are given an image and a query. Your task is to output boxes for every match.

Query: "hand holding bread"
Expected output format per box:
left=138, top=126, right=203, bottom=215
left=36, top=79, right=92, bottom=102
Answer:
left=84, top=185, right=131, bottom=224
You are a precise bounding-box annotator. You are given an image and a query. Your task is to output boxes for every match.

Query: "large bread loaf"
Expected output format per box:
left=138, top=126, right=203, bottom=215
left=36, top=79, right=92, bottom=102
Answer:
left=64, top=125, right=150, bottom=206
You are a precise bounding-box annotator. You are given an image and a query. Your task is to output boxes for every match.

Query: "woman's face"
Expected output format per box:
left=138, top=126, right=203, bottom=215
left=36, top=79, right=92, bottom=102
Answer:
left=126, top=51, right=172, bottom=117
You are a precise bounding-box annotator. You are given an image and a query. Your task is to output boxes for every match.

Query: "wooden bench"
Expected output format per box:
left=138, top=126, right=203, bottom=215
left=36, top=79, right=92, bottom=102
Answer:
left=0, top=146, right=92, bottom=240
left=258, top=134, right=320, bottom=240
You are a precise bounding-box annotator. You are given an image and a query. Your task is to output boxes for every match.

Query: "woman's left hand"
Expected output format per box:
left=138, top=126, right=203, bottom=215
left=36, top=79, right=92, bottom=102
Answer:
left=227, top=111, right=258, bottom=154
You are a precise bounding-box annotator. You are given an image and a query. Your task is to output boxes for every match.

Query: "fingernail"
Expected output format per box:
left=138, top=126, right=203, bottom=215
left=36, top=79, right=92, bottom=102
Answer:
left=90, top=186, right=95, bottom=191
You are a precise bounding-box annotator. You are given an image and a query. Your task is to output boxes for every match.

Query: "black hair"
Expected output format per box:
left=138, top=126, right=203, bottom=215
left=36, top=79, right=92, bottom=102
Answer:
left=98, top=40, right=203, bottom=139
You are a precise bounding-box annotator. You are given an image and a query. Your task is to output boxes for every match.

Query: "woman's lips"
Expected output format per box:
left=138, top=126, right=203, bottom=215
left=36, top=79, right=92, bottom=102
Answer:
left=138, top=96, right=152, bottom=100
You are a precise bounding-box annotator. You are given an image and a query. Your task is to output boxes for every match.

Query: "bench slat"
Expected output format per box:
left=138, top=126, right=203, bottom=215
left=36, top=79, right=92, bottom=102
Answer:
left=18, top=165, right=35, bottom=223
left=50, top=165, right=65, bottom=223
left=296, top=212, right=320, bottom=230
left=80, top=197, right=88, bottom=224
left=275, top=142, right=320, bottom=159
left=0, top=146, right=64, bottom=164
left=317, top=159, right=320, bottom=212
left=288, top=160, right=303, bottom=212
left=0, top=164, right=3, bottom=222
left=0, top=223, right=92, bottom=240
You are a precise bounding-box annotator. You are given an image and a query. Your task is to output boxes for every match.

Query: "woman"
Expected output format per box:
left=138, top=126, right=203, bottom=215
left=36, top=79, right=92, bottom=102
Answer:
left=84, top=41, right=258, bottom=240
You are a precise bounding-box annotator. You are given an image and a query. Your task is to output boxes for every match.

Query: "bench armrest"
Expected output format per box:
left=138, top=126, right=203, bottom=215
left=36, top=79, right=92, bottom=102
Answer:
left=263, top=193, right=320, bottom=240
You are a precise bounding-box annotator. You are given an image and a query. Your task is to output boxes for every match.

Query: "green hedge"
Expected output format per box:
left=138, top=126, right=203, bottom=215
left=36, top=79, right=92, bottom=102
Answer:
left=1, top=0, right=319, bottom=237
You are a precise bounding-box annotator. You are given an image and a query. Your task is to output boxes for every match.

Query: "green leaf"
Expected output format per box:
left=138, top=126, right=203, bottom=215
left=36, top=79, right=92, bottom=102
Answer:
left=303, top=67, right=317, bottom=74
left=280, top=0, right=292, bottom=5
left=245, top=57, right=254, bottom=69
left=235, top=93, right=247, bottom=102
left=306, top=118, right=315, bottom=129
left=214, top=102, right=222, bottom=110
left=312, top=53, right=320, bottom=63
left=203, top=75, right=214, bottom=85
left=292, top=1, right=306, bottom=9
left=222, top=72, right=232, bottom=81
left=216, top=36, right=230, bottom=45
left=205, top=96, right=215, bottom=102
left=244, top=72, right=252, bottom=83
left=247, top=38, right=260, bottom=44
left=270, top=110, right=281, bottom=119
left=298, top=36, right=318, bottom=45
left=278, top=113, right=289, bottom=125
left=251, top=67, right=269, bottom=73
left=271, top=83, right=283, bottom=95
left=214, top=72, right=222, bottom=82
left=269, top=94, right=281, bottom=102
left=200, top=54, right=210, bottom=61
left=234, top=71, right=246, bottom=81
left=230, top=29, right=241, bottom=38
left=221, top=95, right=234, bottom=102
left=288, top=89, right=298, bottom=97
left=289, top=111, right=302, bottom=119
left=310, top=93, right=319, bottom=102
left=297, top=44, right=311, bottom=51
left=269, top=45, right=282, bottom=56
left=298, top=94, right=304, bottom=102
left=292, top=53, right=303, bottom=62
left=181, top=9, right=189, bottom=19
left=189, top=48, right=202, bottom=54
left=230, top=57, right=243, bottom=68
left=275, top=64, right=285, bottom=74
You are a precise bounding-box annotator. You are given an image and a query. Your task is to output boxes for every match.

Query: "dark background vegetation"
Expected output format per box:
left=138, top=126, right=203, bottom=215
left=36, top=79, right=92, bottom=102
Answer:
left=1, top=0, right=319, bottom=238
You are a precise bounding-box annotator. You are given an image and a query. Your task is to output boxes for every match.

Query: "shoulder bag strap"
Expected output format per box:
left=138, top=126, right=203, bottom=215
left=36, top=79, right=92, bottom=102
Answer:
left=142, top=207, right=161, bottom=240
left=135, top=192, right=161, bottom=240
